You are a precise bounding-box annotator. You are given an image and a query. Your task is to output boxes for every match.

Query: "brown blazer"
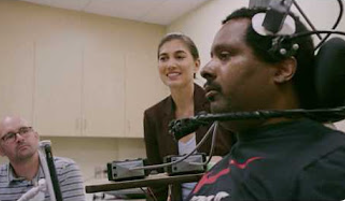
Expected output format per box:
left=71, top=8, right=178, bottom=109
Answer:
left=143, top=84, right=236, bottom=201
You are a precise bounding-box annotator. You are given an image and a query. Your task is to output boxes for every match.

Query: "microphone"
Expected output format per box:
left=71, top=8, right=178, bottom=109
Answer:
left=169, top=111, right=209, bottom=141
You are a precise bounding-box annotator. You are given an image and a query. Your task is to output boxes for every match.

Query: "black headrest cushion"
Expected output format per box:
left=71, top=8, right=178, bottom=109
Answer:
left=315, top=37, right=345, bottom=108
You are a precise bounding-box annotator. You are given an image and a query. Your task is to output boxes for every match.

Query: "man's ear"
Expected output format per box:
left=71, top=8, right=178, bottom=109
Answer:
left=34, top=131, right=39, bottom=140
left=273, top=57, right=297, bottom=84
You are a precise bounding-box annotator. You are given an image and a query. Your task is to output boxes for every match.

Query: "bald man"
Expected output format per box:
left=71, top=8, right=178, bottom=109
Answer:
left=0, top=116, right=86, bottom=201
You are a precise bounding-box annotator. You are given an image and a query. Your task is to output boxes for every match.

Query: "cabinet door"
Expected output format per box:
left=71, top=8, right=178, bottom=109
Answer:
left=33, top=39, right=83, bottom=136
left=83, top=46, right=126, bottom=137
left=125, top=52, right=169, bottom=138
left=81, top=15, right=126, bottom=137
left=0, top=40, right=34, bottom=122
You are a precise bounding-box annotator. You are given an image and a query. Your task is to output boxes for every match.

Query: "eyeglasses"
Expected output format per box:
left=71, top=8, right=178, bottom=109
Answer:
left=0, top=127, right=33, bottom=144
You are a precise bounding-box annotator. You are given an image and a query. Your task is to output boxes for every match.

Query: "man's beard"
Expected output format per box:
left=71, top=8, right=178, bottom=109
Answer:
left=210, top=96, right=234, bottom=114
left=16, top=144, right=37, bottom=162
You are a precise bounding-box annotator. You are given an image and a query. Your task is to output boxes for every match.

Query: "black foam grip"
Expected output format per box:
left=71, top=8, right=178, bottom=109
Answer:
left=169, top=118, right=201, bottom=141
left=44, top=144, right=63, bottom=201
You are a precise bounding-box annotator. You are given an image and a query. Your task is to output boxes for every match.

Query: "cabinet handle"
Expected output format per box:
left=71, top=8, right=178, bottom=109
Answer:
left=76, top=118, right=79, bottom=130
left=127, top=120, right=130, bottom=133
left=84, top=119, right=87, bottom=130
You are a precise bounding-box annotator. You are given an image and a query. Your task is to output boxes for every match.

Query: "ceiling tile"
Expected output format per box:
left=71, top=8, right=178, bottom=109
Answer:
left=20, top=0, right=211, bottom=25
left=50, top=0, right=91, bottom=11
left=84, top=0, right=166, bottom=21
left=143, top=0, right=209, bottom=25
left=22, top=0, right=52, bottom=6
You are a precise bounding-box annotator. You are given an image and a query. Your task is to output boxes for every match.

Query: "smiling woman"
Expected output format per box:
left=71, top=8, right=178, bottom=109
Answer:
left=157, top=33, right=200, bottom=90
left=143, top=33, right=236, bottom=201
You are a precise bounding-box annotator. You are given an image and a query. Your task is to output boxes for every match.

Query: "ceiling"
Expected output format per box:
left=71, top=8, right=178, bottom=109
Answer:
left=21, top=0, right=210, bottom=25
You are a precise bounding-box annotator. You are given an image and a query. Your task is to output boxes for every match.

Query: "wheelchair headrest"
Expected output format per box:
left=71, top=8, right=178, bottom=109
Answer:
left=315, top=37, right=345, bottom=109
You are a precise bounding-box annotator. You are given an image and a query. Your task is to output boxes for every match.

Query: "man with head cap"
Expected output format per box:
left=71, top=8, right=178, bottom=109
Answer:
left=186, top=7, right=345, bottom=201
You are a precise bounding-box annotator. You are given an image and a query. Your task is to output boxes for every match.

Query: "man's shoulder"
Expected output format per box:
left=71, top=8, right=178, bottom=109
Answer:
left=309, top=127, right=345, bottom=163
left=293, top=121, right=345, bottom=162
left=288, top=119, right=345, bottom=142
left=53, top=156, right=79, bottom=170
left=319, top=124, right=345, bottom=147
left=54, top=156, right=76, bottom=164
left=294, top=133, right=345, bottom=200
left=52, top=157, right=83, bottom=182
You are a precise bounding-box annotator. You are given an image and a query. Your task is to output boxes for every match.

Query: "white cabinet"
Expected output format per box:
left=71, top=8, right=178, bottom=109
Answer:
left=82, top=46, right=126, bottom=137
left=0, top=2, right=167, bottom=138
left=0, top=40, right=34, bottom=122
left=125, top=52, right=169, bottom=138
left=31, top=10, right=127, bottom=137
left=31, top=9, right=84, bottom=136
left=33, top=38, right=83, bottom=136
left=78, top=15, right=126, bottom=137
left=34, top=40, right=127, bottom=137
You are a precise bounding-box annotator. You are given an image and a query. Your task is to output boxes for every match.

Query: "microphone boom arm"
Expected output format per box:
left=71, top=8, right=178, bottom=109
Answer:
left=169, top=106, right=345, bottom=138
